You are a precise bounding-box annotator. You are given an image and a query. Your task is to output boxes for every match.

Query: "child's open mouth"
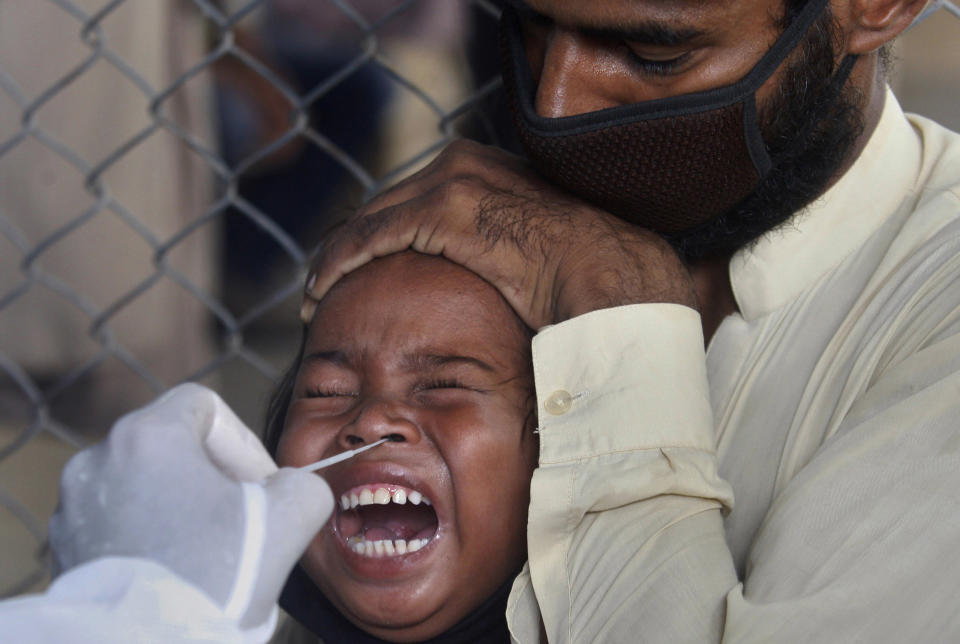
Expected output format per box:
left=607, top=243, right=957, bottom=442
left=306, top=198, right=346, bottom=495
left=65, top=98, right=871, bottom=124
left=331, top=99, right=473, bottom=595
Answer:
left=336, top=484, right=439, bottom=558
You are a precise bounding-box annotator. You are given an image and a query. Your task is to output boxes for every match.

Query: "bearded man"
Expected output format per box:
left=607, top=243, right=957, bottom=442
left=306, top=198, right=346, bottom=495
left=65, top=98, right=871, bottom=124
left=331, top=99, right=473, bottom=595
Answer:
left=302, top=0, right=960, bottom=640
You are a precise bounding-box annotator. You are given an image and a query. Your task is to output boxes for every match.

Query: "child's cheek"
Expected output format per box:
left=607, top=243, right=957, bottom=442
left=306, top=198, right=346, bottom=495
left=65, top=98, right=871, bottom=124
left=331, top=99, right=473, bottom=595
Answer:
left=274, top=419, right=311, bottom=468
left=276, top=408, right=342, bottom=467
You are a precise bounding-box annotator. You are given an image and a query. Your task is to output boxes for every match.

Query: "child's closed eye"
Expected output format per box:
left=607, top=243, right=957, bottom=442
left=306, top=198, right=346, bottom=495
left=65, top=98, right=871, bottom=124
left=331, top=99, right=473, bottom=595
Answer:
left=419, top=378, right=468, bottom=391
left=414, top=378, right=488, bottom=404
left=304, top=386, right=357, bottom=399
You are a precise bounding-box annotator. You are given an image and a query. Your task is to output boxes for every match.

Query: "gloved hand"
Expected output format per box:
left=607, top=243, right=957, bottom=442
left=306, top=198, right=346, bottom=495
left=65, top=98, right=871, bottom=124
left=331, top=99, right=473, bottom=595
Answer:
left=48, top=383, right=333, bottom=631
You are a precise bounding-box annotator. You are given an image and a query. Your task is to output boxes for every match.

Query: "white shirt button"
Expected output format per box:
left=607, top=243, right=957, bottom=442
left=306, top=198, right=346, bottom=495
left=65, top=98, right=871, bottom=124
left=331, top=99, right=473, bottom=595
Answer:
left=544, top=390, right=573, bottom=415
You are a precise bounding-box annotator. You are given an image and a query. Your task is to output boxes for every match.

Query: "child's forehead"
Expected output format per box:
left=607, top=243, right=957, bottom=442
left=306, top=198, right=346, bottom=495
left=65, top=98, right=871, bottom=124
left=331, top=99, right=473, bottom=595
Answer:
left=309, top=253, right=529, bottom=367
left=319, top=253, right=512, bottom=327
left=327, top=251, right=480, bottom=295
left=301, top=345, right=504, bottom=377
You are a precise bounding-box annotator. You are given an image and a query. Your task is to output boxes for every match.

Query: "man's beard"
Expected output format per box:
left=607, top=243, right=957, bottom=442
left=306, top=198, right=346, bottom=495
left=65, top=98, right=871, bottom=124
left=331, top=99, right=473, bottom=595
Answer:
left=668, top=9, right=865, bottom=262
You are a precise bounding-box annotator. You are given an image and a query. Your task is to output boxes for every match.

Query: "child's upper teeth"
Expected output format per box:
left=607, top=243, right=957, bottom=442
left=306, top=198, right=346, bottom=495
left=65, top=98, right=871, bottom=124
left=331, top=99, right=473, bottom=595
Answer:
left=343, top=485, right=431, bottom=510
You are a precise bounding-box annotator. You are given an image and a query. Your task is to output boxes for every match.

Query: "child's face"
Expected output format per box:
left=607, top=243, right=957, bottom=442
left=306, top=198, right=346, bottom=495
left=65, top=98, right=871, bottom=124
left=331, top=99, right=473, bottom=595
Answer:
left=276, top=252, right=537, bottom=642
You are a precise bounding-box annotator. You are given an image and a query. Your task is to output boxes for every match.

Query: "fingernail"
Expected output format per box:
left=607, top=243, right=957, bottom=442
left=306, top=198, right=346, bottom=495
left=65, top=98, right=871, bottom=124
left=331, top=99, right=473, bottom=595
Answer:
left=300, top=299, right=316, bottom=324
left=305, top=273, right=317, bottom=292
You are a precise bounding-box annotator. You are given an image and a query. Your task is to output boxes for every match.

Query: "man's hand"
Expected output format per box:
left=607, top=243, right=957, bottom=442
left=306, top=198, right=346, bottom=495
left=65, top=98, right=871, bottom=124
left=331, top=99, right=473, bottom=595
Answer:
left=49, top=384, right=334, bottom=631
left=302, top=139, right=698, bottom=329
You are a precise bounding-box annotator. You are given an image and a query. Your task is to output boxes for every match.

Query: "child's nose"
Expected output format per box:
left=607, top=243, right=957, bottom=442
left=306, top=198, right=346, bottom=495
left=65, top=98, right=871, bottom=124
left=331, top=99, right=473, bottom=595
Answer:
left=337, top=398, right=421, bottom=448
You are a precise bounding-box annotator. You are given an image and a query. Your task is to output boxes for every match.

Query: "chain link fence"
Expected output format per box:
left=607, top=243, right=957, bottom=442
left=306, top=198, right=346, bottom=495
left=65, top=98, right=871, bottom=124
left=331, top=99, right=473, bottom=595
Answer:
left=0, top=0, right=958, bottom=599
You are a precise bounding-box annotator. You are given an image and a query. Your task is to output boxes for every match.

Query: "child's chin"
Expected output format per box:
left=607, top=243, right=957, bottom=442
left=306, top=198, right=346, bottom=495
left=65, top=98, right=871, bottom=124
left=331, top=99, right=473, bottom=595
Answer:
left=308, top=553, right=459, bottom=640
left=334, top=590, right=462, bottom=644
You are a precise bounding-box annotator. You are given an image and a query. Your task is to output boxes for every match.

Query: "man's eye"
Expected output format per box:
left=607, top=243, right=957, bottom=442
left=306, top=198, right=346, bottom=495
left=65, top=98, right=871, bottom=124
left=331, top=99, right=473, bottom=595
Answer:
left=625, top=49, right=690, bottom=77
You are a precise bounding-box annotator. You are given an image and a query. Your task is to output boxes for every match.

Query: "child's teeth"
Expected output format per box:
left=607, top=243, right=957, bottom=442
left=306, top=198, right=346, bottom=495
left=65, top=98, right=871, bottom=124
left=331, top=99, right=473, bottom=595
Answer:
left=341, top=486, right=430, bottom=508
left=348, top=538, right=430, bottom=558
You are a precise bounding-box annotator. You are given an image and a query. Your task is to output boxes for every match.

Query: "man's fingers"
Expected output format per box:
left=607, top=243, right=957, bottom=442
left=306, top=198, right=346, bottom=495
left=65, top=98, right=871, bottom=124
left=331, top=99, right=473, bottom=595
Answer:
left=300, top=197, right=441, bottom=323
left=302, top=176, right=492, bottom=307
left=300, top=215, right=409, bottom=323
left=358, top=139, right=529, bottom=217
left=300, top=173, right=536, bottom=324
left=298, top=141, right=540, bottom=324
left=296, top=138, right=573, bottom=327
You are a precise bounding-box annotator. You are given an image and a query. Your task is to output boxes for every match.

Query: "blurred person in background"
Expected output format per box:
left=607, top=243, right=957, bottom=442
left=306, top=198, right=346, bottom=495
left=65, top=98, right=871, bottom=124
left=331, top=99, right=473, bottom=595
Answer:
left=214, top=0, right=469, bottom=314
left=0, top=0, right=217, bottom=429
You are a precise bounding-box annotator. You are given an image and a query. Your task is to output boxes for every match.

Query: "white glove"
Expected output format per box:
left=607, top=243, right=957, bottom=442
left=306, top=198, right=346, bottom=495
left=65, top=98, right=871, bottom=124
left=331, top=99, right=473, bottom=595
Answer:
left=48, top=383, right=333, bottom=631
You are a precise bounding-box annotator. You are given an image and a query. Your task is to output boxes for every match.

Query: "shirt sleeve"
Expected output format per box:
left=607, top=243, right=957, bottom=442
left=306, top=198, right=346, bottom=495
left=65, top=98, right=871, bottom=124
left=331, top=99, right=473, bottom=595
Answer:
left=511, top=303, right=735, bottom=643
left=0, top=557, right=277, bottom=644
left=509, top=303, right=960, bottom=643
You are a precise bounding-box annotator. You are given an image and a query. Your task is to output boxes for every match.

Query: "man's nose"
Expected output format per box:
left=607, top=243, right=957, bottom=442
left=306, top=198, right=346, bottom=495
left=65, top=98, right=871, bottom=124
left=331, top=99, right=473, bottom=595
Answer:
left=337, top=398, right=421, bottom=448
left=534, top=28, right=623, bottom=118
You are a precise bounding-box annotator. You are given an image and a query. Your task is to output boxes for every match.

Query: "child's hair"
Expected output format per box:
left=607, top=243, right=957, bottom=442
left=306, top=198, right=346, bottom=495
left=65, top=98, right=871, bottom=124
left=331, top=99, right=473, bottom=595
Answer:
left=263, top=331, right=307, bottom=458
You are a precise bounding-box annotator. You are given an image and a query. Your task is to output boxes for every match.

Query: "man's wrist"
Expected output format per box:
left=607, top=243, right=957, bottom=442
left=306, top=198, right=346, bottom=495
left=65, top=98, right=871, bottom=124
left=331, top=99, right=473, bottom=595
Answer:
left=555, top=267, right=699, bottom=322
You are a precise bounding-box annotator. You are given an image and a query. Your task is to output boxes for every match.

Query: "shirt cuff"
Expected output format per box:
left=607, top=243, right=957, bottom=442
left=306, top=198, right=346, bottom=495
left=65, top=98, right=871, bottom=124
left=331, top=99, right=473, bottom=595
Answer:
left=532, top=303, right=715, bottom=463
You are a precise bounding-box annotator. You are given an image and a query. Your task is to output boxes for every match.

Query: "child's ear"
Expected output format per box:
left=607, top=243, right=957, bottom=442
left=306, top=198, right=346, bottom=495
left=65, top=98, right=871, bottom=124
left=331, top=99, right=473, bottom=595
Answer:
left=836, top=0, right=929, bottom=55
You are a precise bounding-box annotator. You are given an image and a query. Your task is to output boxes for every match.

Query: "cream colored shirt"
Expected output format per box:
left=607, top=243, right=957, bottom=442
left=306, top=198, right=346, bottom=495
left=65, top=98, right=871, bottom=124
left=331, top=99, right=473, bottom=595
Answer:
left=508, top=89, right=960, bottom=643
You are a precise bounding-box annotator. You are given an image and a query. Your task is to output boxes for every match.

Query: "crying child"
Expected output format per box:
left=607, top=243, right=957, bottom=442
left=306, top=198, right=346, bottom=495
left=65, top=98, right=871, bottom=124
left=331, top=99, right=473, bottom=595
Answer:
left=263, top=251, right=538, bottom=643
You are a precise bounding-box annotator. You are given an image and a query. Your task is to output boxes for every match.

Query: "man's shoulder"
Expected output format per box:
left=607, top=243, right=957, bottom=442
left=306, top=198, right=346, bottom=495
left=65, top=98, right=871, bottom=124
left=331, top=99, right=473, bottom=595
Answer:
left=904, top=111, right=960, bottom=200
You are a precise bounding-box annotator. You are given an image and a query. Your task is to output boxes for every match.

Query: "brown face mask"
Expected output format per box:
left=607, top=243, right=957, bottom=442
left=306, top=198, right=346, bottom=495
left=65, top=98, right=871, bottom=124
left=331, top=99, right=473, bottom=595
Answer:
left=499, top=0, right=856, bottom=236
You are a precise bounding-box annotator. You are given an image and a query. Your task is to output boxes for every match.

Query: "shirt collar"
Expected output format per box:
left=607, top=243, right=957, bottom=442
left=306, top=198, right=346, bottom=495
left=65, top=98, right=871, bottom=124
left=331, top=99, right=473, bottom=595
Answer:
left=729, top=87, right=922, bottom=321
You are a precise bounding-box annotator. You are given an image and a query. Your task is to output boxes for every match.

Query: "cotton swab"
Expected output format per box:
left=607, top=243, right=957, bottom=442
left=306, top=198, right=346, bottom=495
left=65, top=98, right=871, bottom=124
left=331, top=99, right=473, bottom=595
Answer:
left=297, top=438, right=391, bottom=473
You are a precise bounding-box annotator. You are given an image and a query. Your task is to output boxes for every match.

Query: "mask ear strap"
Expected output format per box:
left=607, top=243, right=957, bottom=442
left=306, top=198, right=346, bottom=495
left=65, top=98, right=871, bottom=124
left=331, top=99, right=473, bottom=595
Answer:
left=744, top=54, right=859, bottom=177
left=743, top=96, right=773, bottom=178
left=740, top=0, right=853, bottom=179
left=792, top=54, right=860, bottom=146
left=743, top=53, right=859, bottom=180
